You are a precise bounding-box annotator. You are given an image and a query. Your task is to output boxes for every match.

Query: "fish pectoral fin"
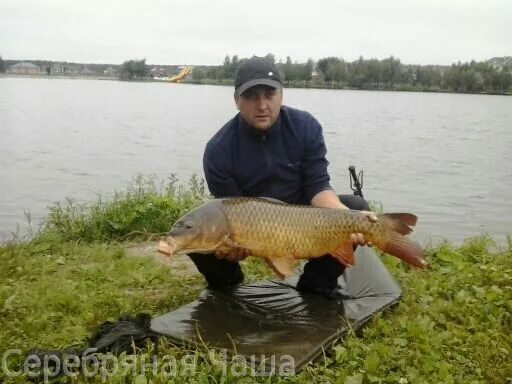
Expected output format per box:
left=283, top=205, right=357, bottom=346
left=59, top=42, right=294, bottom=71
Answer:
left=223, top=236, right=253, bottom=250
left=222, top=237, right=240, bottom=249
left=265, top=256, right=298, bottom=279
left=235, top=239, right=263, bottom=250
left=330, top=241, right=355, bottom=267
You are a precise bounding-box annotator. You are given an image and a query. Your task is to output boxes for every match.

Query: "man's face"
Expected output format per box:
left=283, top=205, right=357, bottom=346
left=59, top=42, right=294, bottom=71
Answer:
left=235, top=85, right=283, bottom=131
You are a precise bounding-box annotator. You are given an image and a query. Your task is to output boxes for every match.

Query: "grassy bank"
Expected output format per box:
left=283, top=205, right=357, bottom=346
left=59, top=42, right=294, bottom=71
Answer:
left=1, top=176, right=511, bottom=383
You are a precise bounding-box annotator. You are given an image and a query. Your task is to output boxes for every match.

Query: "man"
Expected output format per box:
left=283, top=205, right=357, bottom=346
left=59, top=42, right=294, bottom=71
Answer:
left=189, top=56, right=376, bottom=298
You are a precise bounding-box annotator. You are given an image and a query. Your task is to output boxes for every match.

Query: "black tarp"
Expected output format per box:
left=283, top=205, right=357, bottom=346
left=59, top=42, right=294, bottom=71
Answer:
left=151, top=246, right=401, bottom=371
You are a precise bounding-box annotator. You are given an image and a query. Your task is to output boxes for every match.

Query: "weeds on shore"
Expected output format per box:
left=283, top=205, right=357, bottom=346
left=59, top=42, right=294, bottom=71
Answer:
left=38, top=174, right=207, bottom=244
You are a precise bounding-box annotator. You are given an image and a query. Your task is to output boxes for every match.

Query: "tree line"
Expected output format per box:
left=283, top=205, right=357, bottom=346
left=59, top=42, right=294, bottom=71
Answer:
left=118, top=58, right=149, bottom=80
left=191, top=54, right=512, bottom=94
left=87, top=55, right=512, bottom=94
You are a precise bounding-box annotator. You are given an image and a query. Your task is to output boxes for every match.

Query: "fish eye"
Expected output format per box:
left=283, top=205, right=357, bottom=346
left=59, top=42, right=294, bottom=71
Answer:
left=185, top=222, right=194, bottom=229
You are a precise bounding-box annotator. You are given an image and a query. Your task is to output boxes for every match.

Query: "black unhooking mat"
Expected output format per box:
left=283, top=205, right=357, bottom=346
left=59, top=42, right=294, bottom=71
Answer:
left=28, top=247, right=401, bottom=375
left=150, top=246, right=401, bottom=371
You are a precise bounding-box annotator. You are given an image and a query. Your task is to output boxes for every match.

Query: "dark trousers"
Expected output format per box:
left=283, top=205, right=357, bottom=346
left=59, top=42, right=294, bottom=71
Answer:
left=188, top=195, right=370, bottom=290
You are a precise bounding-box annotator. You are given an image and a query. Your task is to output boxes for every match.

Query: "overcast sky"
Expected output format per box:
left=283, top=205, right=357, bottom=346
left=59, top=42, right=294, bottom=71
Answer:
left=1, top=0, right=510, bottom=66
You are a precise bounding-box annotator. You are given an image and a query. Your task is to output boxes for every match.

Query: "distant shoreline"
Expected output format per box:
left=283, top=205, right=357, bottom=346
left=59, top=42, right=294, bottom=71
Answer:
left=1, top=73, right=510, bottom=96
left=0, top=73, right=118, bottom=81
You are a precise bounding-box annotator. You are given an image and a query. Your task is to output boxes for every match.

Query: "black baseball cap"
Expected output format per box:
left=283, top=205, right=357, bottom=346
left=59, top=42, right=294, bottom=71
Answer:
left=235, top=57, right=282, bottom=97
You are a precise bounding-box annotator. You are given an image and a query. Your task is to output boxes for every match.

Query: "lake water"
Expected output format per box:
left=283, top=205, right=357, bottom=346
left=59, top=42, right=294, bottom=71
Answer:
left=1, top=77, right=511, bottom=246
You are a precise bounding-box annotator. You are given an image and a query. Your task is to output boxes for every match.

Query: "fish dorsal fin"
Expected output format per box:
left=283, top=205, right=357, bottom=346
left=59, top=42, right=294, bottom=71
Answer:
left=330, top=241, right=355, bottom=267
left=265, top=256, right=298, bottom=278
left=257, top=197, right=287, bottom=205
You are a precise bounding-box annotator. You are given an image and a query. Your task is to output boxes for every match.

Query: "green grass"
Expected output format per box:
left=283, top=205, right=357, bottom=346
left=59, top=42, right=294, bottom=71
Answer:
left=0, top=177, right=511, bottom=383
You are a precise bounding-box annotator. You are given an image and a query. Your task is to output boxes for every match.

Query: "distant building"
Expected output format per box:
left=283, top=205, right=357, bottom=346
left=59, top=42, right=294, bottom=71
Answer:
left=488, top=56, right=512, bottom=70
left=51, top=63, right=65, bottom=74
left=6, top=62, right=41, bottom=75
left=81, top=67, right=94, bottom=76
left=151, top=67, right=168, bottom=77
left=103, top=66, right=116, bottom=77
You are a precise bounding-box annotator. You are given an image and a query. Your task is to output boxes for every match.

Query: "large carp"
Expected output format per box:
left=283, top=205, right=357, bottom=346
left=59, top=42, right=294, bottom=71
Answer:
left=157, top=197, right=427, bottom=277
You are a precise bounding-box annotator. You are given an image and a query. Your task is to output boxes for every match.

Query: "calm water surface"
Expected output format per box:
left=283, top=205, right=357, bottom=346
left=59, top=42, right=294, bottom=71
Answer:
left=1, top=77, right=511, bottom=245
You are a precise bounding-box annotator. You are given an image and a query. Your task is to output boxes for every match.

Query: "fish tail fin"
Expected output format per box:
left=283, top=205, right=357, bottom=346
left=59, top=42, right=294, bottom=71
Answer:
left=376, top=213, right=426, bottom=268
left=382, top=232, right=428, bottom=269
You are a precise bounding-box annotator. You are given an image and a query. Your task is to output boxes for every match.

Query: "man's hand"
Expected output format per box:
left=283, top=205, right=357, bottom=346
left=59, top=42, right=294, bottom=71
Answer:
left=351, top=210, right=377, bottom=247
left=215, top=248, right=250, bottom=262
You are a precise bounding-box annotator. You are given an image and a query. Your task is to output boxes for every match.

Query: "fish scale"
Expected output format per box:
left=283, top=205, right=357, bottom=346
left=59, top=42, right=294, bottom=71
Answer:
left=221, top=198, right=385, bottom=259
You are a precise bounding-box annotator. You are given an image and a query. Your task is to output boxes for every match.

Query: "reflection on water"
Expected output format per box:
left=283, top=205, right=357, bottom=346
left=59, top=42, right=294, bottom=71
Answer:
left=1, top=77, right=511, bottom=245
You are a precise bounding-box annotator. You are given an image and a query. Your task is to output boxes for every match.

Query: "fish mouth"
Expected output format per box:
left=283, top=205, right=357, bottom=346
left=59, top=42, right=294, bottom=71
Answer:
left=157, top=237, right=178, bottom=256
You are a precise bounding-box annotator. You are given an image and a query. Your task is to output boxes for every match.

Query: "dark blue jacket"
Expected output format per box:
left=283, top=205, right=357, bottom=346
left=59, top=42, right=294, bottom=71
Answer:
left=203, top=106, right=332, bottom=205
